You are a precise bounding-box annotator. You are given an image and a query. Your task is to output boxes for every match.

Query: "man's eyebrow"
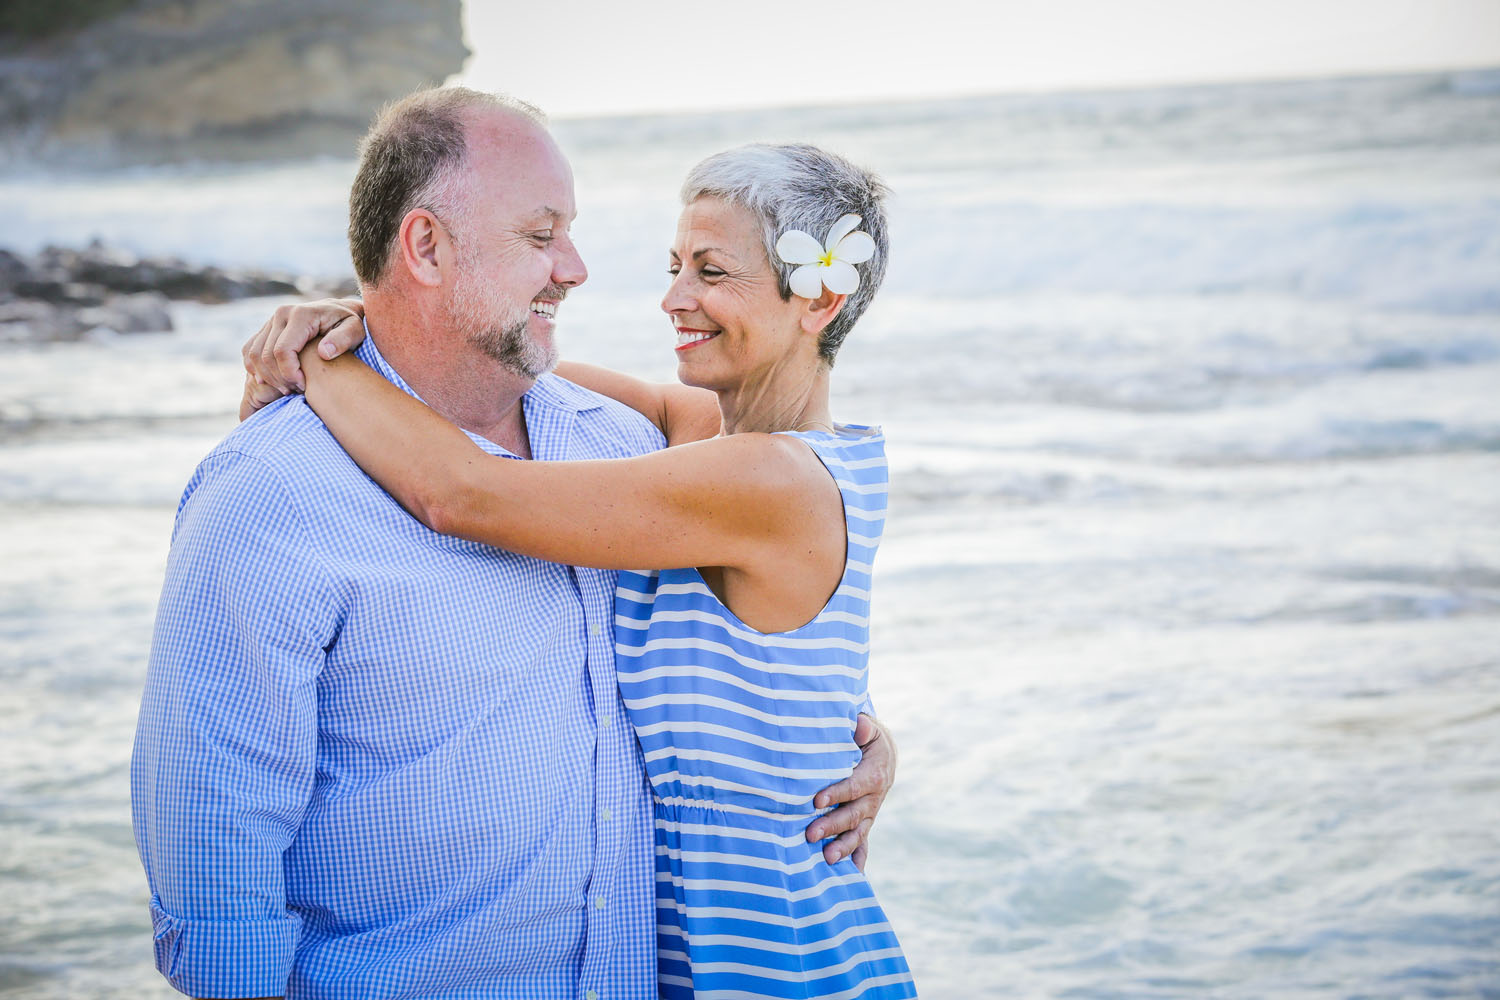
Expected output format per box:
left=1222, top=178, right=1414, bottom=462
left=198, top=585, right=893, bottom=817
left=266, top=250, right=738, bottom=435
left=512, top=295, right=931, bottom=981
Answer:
left=526, top=206, right=568, bottom=225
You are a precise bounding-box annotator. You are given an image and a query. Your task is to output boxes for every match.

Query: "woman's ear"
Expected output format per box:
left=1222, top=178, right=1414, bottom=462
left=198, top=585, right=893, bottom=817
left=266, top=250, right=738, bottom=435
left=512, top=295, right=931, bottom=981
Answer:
left=799, top=289, right=848, bottom=337
left=397, top=208, right=451, bottom=288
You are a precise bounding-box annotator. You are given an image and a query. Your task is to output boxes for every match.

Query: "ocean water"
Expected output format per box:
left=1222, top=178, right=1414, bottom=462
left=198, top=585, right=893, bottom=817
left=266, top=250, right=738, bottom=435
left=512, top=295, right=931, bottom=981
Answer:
left=3, top=69, right=1500, bottom=997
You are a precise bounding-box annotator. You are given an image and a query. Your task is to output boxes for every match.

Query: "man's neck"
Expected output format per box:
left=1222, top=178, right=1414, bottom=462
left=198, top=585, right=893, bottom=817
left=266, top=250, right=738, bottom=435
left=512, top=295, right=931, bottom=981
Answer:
left=362, top=299, right=535, bottom=458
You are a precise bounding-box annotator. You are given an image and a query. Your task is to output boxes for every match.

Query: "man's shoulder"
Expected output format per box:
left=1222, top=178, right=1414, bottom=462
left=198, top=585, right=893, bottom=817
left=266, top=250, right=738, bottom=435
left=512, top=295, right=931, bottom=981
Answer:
left=204, top=394, right=362, bottom=476
left=534, top=373, right=667, bottom=458
left=182, top=396, right=347, bottom=509
left=216, top=394, right=332, bottom=458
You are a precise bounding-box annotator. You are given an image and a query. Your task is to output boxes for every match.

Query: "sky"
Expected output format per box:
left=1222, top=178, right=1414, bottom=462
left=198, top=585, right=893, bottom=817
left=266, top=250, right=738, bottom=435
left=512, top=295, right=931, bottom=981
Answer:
left=455, top=0, right=1500, bottom=117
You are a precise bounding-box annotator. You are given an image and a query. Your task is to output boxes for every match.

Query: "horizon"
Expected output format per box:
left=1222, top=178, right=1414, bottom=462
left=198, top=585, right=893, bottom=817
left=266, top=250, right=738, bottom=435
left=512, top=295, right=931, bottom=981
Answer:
left=454, top=0, right=1500, bottom=118
left=512, top=62, right=1500, bottom=124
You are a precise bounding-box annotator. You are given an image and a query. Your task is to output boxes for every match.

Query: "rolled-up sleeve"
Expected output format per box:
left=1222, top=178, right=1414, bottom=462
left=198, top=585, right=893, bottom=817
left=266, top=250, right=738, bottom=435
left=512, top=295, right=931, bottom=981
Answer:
left=131, top=449, right=341, bottom=997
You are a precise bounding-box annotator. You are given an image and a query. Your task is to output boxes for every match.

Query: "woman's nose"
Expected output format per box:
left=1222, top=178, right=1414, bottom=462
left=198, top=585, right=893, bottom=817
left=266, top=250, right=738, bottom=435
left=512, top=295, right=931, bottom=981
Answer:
left=661, top=272, right=693, bottom=314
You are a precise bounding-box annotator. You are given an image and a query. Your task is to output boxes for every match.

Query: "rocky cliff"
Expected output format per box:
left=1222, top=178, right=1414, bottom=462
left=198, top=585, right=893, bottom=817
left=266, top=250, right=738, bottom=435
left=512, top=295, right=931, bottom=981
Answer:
left=0, top=0, right=469, bottom=166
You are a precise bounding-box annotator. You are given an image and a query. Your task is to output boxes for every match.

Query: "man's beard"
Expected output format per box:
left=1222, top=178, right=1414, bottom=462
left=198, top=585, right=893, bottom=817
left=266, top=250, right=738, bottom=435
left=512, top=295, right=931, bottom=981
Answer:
left=445, top=257, right=561, bottom=380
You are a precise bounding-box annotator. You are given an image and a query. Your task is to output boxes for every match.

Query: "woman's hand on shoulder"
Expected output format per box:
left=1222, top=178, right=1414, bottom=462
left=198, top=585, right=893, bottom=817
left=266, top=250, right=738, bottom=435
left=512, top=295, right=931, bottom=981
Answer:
left=238, top=298, right=366, bottom=420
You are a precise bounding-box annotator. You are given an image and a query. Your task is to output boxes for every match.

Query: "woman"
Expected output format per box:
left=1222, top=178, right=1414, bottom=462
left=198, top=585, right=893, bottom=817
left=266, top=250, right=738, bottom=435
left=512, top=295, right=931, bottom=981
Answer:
left=244, top=143, right=916, bottom=998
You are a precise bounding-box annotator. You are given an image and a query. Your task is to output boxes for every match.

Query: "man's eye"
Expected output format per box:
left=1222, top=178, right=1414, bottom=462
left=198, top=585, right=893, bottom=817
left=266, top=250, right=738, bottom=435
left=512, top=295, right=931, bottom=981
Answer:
left=530, top=232, right=555, bottom=244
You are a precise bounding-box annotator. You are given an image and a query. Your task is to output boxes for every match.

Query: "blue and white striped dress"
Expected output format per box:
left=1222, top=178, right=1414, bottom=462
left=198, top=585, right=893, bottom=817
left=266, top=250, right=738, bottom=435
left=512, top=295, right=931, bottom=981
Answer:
left=615, top=426, right=917, bottom=999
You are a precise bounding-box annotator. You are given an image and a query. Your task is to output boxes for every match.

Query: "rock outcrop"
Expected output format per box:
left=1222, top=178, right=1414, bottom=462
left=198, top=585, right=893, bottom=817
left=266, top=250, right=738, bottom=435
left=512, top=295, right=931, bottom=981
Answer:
left=0, top=241, right=354, bottom=342
left=0, top=0, right=468, bottom=166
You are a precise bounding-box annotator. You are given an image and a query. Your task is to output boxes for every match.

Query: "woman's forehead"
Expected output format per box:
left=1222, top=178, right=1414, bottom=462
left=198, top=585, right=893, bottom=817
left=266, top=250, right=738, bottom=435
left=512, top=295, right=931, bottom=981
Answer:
left=674, top=197, right=760, bottom=251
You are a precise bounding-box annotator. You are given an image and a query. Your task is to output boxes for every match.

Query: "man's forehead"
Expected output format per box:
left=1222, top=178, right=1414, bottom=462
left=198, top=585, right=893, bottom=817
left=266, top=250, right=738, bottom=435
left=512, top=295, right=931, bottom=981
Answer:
left=464, top=110, right=560, bottom=168
left=464, top=112, right=574, bottom=206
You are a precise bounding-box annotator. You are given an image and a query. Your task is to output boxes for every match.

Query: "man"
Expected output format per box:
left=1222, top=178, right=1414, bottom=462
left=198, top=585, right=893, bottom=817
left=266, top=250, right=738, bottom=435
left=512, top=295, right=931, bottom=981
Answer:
left=132, top=87, right=893, bottom=999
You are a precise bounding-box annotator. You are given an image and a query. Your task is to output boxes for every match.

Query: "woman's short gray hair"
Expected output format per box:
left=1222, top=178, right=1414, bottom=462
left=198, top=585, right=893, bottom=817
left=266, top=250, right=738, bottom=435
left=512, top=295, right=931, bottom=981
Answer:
left=680, top=143, right=889, bottom=366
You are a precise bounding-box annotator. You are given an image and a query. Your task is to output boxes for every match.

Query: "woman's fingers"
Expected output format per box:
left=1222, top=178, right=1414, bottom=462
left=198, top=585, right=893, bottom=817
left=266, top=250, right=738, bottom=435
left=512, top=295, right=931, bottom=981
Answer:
left=273, top=300, right=368, bottom=389
left=316, top=314, right=365, bottom=360
left=257, top=304, right=298, bottom=392
left=273, top=304, right=320, bottom=391
left=242, top=318, right=273, bottom=379
left=241, top=299, right=366, bottom=394
left=239, top=371, right=285, bottom=421
left=313, top=299, right=367, bottom=359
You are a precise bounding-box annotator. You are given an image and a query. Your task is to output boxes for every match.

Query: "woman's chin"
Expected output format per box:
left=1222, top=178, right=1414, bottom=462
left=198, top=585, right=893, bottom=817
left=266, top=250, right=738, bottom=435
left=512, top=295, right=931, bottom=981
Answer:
left=674, top=362, right=718, bottom=391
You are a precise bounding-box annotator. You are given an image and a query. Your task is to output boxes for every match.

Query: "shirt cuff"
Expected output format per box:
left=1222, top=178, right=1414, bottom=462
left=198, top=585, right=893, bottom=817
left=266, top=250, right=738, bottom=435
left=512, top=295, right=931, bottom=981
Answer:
left=150, top=895, right=300, bottom=998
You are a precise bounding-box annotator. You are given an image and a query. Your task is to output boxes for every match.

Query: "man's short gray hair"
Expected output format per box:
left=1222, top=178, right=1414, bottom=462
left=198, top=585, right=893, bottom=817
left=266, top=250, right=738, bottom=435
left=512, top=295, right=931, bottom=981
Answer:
left=680, top=143, right=890, bottom=366
left=348, top=87, right=547, bottom=288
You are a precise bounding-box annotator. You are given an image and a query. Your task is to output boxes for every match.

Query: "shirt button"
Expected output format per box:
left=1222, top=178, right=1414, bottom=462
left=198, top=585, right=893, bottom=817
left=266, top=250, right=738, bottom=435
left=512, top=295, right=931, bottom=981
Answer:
left=585, top=991, right=599, bottom=1000
left=589, top=623, right=602, bottom=637
left=594, top=895, right=606, bottom=909
left=601, top=807, right=612, bottom=821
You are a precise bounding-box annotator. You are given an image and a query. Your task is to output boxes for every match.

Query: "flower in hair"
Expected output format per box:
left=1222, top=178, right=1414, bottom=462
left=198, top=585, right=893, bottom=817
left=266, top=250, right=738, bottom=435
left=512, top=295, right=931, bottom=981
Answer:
left=774, top=214, right=875, bottom=299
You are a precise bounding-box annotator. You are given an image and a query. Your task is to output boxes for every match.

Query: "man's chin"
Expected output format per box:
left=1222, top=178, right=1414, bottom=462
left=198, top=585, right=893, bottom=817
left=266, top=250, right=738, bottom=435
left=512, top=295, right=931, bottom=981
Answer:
left=505, top=335, right=559, bottom=379
left=467, top=326, right=556, bottom=379
left=506, top=352, right=558, bottom=380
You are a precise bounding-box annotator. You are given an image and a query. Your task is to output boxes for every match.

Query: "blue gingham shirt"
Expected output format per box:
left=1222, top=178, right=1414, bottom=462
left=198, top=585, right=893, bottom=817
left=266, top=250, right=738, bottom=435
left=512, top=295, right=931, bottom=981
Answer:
left=131, top=337, right=665, bottom=999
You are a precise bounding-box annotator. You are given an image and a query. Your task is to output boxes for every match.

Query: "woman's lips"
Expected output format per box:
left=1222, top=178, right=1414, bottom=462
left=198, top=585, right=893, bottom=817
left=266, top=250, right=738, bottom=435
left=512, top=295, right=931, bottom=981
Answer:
left=675, top=329, right=718, bottom=351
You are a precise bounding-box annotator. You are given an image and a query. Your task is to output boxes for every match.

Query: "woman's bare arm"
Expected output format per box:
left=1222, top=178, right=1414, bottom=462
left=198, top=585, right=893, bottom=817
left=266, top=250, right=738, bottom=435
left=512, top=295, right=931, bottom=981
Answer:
left=299, top=343, right=837, bottom=573
left=553, top=361, right=721, bottom=446
left=236, top=300, right=722, bottom=448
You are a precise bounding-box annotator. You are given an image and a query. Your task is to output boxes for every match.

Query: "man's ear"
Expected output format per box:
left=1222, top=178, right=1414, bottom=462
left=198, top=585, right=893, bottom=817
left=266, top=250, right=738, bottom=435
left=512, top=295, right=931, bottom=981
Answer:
left=799, top=289, right=848, bottom=337
left=397, top=209, right=450, bottom=288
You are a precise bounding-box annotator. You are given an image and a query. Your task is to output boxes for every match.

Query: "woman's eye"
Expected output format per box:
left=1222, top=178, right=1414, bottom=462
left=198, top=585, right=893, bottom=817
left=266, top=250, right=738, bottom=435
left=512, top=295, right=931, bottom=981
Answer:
left=700, top=268, right=725, bottom=279
left=667, top=266, right=681, bottom=276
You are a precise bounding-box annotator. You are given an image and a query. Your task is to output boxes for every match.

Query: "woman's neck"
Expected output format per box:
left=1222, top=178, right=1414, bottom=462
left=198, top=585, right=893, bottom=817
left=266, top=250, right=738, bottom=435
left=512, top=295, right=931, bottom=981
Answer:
left=715, top=358, right=833, bottom=436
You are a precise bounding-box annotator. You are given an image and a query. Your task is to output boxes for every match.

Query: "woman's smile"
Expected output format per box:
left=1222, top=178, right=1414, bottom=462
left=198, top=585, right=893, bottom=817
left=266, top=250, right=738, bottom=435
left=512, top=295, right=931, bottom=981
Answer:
left=674, top=326, right=719, bottom=351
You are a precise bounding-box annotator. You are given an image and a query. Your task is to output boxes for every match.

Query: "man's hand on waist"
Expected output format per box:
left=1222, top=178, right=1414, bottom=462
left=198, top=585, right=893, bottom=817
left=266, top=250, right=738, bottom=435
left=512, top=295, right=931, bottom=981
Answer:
left=804, top=713, right=897, bottom=870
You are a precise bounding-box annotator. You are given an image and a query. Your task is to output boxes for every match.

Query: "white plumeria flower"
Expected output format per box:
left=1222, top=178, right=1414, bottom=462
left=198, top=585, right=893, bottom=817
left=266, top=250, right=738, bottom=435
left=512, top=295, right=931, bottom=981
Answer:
left=774, top=214, right=876, bottom=299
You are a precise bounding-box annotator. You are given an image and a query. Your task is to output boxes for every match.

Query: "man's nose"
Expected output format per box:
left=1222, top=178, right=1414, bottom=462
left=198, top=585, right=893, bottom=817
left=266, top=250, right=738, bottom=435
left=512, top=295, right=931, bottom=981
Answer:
left=553, top=236, right=588, bottom=288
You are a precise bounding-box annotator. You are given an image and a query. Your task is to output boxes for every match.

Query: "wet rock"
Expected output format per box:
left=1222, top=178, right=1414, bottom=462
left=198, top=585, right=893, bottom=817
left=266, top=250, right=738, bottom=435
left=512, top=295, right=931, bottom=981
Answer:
left=0, top=241, right=350, bottom=343
left=76, top=292, right=174, bottom=337
left=0, top=291, right=174, bottom=342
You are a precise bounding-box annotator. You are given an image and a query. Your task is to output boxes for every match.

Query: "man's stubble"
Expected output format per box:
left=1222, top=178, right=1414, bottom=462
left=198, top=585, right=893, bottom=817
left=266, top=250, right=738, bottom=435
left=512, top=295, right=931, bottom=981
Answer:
left=445, top=246, right=562, bottom=381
